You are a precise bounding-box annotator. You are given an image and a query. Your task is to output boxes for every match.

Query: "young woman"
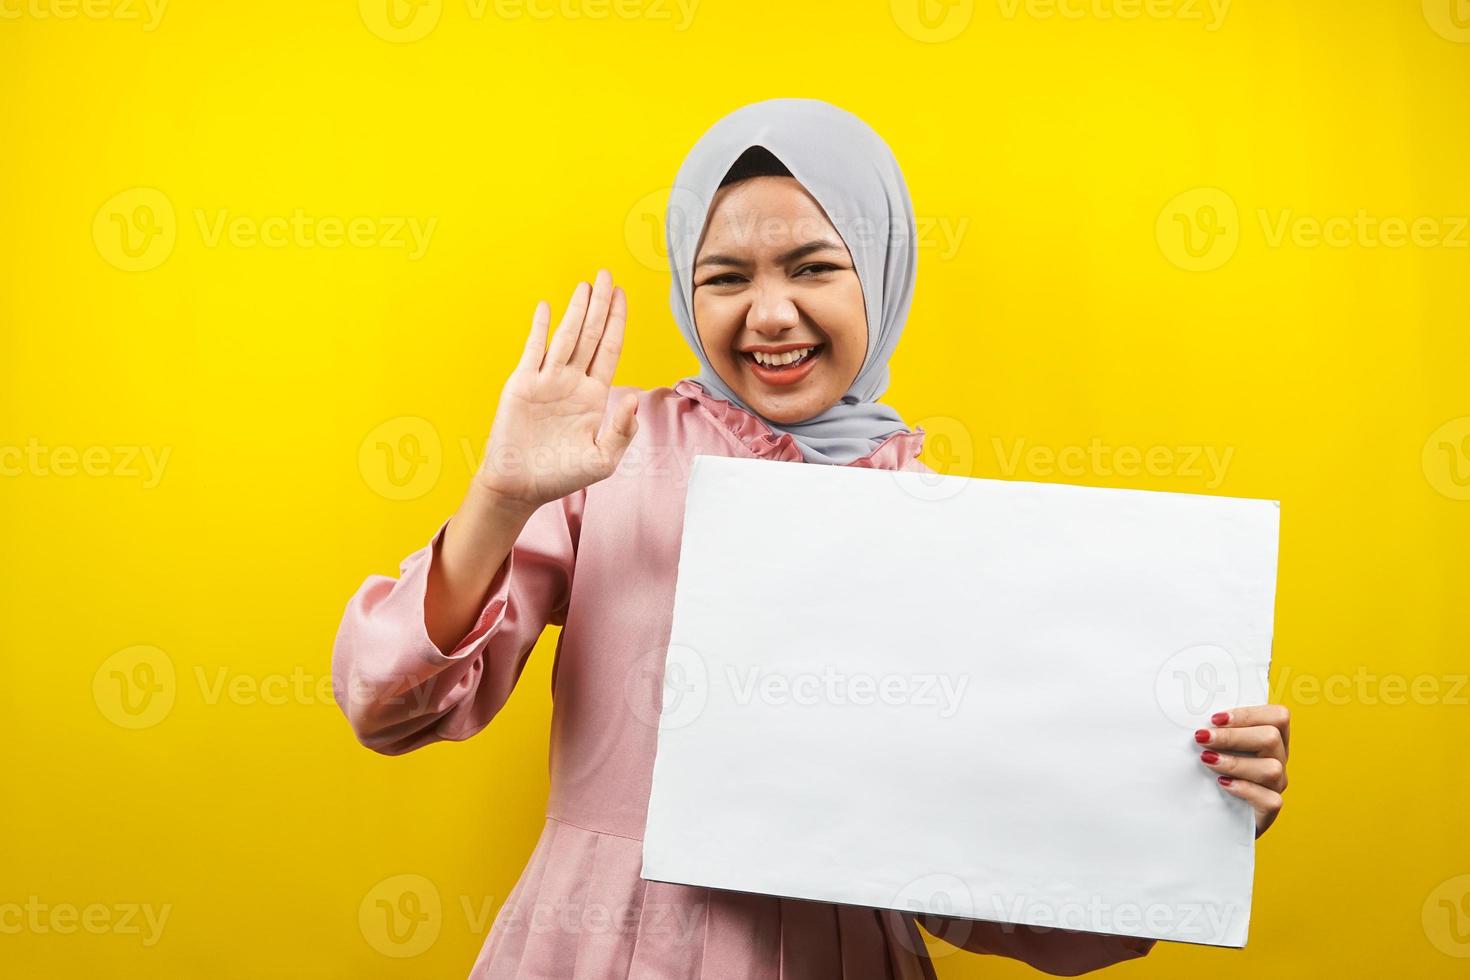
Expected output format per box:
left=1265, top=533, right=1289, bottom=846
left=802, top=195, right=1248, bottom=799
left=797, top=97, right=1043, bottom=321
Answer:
left=332, top=98, right=1291, bottom=979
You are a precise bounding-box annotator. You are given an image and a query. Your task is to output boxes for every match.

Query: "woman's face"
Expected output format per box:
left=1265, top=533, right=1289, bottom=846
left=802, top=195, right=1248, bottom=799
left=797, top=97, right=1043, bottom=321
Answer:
left=692, top=176, right=867, bottom=424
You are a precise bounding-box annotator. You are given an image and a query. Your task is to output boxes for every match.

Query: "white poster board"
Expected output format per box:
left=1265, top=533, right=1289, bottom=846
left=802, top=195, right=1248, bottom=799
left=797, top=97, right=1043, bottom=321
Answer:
left=641, top=455, right=1279, bottom=948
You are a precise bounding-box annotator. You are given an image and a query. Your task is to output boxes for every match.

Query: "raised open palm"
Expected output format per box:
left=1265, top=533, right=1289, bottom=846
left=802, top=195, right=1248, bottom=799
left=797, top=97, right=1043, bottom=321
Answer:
left=475, top=269, right=639, bottom=512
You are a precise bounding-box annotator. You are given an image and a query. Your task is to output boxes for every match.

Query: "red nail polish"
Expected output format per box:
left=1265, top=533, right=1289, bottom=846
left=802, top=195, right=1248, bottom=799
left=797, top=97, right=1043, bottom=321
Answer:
left=1201, top=750, right=1220, bottom=764
left=1211, top=711, right=1230, bottom=726
left=1194, top=729, right=1211, bottom=743
left=1217, top=776, right=1233, bottom=786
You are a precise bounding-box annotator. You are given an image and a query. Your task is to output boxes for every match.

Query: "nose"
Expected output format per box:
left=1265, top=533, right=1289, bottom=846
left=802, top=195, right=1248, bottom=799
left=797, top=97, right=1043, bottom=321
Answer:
left=745, top=278, right=800, bottom=337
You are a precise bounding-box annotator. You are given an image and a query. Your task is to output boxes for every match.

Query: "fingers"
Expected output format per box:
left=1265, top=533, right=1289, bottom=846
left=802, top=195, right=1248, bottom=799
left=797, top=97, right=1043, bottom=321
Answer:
left=588, top=286, right=628, bottom=387
left=569, top=269, right=615, bottom=372
left=1214, top=774, right=1283, bottom=837
left=1194, top=723, right=1287, bottom=762
left=1193, top=703, right=1290, bottom=838
left=1198, top=748, right=1287, bottom=792
left=517, top=300, right=552, bottom=373
left=544, top=279, right=592, bottom=370
left=594, top=391, right=639, bottom=468
left=1212, top=704, right=1291, bottom=754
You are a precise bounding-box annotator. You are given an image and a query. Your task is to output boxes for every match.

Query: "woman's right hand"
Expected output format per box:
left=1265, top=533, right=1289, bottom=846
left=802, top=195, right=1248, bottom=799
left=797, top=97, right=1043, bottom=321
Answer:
left=473, top=269, right=639, bottom=514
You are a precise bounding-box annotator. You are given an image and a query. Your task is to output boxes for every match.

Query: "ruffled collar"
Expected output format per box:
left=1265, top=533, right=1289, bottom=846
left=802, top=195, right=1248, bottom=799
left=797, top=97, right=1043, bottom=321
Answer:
left=673, top=379, right=925, bottom=470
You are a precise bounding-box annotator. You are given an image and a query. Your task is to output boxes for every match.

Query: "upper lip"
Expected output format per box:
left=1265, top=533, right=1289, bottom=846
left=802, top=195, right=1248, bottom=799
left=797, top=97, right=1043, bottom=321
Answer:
left=738, top=342, right=823, bottom=354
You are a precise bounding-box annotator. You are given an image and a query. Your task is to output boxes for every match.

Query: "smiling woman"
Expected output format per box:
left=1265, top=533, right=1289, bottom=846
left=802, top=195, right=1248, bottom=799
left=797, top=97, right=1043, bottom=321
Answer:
left=666, top=99, right=923, bottom=466
left=330, top=98, right=1176, bottom=979
left=691, top=146, right=870, bottom=424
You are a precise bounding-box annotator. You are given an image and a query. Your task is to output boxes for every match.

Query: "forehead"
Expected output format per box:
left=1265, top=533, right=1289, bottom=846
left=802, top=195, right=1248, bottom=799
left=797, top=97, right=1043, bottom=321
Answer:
left=697, top=176, right=842, bottom=254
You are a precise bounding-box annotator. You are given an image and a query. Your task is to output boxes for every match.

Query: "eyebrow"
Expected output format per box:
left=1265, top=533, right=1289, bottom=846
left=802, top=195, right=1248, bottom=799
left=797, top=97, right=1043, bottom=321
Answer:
left=695, top=238, right=846, bottom=270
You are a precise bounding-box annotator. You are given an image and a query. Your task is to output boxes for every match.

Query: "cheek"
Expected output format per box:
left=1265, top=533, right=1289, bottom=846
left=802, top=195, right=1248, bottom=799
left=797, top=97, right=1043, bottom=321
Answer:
left=693, top=298, right=737, bottom=359
left=807, top=285, right=867, bottom=367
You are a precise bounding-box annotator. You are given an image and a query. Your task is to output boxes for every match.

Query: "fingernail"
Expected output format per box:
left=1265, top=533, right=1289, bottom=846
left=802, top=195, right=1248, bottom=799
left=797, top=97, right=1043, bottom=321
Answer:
left=1201, top=750, right=1220, bottom=764
left=1194, top=728, right=1212, bottom=744
left=1217, top=776, right=1233, bottom=786
left=1211, top=711, right=1230, bottom=725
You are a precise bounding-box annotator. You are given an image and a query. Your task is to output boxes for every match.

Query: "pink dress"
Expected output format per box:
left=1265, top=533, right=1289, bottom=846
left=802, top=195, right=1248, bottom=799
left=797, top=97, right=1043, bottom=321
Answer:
left=332, top=379, right=1157, bottom=979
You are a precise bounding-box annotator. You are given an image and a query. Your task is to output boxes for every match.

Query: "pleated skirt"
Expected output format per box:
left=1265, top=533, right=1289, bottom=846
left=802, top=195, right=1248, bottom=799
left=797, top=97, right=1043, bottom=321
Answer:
left=471, top=817, right=941, bottom=980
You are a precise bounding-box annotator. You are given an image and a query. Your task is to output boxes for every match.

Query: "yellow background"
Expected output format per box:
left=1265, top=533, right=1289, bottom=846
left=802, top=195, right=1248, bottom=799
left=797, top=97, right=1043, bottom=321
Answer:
left=3, top=0, right=1468, bottom=976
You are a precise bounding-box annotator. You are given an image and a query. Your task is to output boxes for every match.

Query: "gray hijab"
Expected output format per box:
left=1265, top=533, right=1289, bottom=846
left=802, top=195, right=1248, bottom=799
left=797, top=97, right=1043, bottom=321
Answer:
left=667, top=98, right=918, bottom=465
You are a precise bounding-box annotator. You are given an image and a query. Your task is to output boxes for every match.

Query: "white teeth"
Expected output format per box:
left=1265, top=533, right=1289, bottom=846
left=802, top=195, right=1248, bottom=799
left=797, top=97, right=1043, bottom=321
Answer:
left=751, top=346, right=815, bottom=367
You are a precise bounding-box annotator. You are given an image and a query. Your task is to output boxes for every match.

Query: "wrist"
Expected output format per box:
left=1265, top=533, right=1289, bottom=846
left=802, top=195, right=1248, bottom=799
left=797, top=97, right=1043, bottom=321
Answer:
left=463, top=481, right=539, bottom=525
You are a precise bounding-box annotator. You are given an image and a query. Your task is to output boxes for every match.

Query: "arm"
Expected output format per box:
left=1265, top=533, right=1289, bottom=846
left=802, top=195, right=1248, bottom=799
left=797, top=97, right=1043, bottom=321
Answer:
left=331, top=269, right=638, bottom=755
left=330, top=487, right=583, bottom=755
left=426, top=484, right=539, bottom=656
left=913, top=913, right=1155, bottom=976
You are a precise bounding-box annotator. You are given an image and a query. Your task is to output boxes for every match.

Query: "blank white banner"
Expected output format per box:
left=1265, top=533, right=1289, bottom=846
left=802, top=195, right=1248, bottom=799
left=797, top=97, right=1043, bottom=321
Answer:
left=642, top=454, right=1280, bottom=947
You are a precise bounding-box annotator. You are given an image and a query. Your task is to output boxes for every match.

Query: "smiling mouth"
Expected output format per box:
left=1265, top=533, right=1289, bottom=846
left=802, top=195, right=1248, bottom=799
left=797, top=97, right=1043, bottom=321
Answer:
left=741, top=345, right=823, bottom=368
left=740, top=344, right=824, bottom=385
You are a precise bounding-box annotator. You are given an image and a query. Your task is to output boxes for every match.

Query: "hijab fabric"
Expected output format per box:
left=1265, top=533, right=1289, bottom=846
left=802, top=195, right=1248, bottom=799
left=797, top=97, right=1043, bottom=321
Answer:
left=667, top=98, right=918, bottom=465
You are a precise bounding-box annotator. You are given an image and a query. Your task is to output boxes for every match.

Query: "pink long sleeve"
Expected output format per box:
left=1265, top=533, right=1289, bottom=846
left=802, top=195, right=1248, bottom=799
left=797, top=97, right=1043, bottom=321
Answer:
left=912, top=907, right=1156, bottom=974
left=331, top=489, right=584, bottom=756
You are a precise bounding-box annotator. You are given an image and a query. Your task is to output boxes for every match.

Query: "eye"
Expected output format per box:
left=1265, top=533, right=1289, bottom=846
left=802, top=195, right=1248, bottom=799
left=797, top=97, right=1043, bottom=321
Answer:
left=795, top=262, right=842, bottom=277
left=698, top=272, right=746, bottom=287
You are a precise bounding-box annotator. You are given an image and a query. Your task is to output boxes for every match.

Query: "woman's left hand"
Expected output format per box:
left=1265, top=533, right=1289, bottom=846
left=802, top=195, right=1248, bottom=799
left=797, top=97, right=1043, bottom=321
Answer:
left=1194, top=704, right=1291, bottom=838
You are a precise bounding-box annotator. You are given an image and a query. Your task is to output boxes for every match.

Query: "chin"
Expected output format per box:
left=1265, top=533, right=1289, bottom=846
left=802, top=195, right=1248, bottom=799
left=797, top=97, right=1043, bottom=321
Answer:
left=743, top=390, right=832, bottom=425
